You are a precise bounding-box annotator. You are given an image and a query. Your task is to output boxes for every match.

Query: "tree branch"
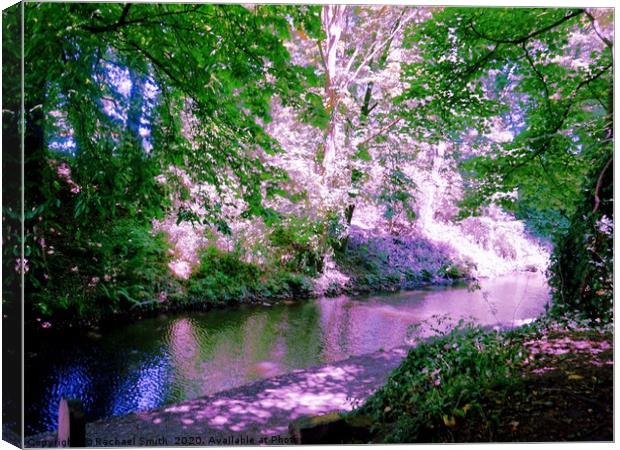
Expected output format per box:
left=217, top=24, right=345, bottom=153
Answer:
left=468, top=9, right=585, bottom=45
left=593, top=156, right=612, bottom=213
left=83, top=4, right=202, bottom=33
left=356, top=117, right=403, bottom=148
left=521, top=42, right=552, bottom=114
left=83, top=4, right=131, bottom=33
left=460, top=43, right=500, bottom=80
left=584, top=10, right=613, bottom=50
left=348, top=10, right=411, bottom=84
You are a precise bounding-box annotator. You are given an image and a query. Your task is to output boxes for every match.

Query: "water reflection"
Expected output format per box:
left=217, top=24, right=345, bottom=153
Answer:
left=111, top=355, right=169, bottom=416
left=25, top=273, right=548, bottom=434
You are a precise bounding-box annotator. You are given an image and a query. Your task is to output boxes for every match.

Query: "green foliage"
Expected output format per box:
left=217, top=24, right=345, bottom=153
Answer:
left=186, top=245, right=314, bottom=305
left=299, top=92, right=330, bottom=129
left=268, top=217, right=326, bottom=275
left=357, top=324, right=525, bottom=442
left=325, top=211, right=350, bottom=253
left=378, top=168, right=416, bottom=222
left=402, top=7, right=612, bottom=237
left=187, top=246, right=261, bottom=304
left=30, top=217, right=171, bottom=319
left=548, top=152, right=613, bottom=322
left=401, top=7, right=613, bottom=320
left=438, top=264, right=464, bottom=280
left=10, top=3, right=322, bottom=322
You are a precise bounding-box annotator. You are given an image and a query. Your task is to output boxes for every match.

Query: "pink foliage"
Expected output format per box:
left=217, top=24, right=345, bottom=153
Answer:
left=53, top=160, right=82, bottom=195
left=15, top=257, right=29, bottom=274
left=169, top=260, right=192, bottom=280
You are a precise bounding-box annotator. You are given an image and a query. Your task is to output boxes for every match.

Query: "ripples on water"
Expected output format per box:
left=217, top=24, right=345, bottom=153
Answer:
left=25, top=273, right=549, bottom=434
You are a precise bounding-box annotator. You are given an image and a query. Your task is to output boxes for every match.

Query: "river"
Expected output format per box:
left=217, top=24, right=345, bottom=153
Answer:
left=25, top=272, right=549, bottom=435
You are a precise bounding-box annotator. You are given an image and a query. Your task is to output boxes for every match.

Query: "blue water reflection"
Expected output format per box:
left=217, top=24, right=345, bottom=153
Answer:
left=25, top=273, right=549, bottom=435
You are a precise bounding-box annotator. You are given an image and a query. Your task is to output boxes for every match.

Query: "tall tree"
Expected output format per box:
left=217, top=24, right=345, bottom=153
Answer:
left=9, top=2, right=321, bottom=317
left=400, top=7, right=613, bottom=318
left=311, top=5, right=423, bottom=249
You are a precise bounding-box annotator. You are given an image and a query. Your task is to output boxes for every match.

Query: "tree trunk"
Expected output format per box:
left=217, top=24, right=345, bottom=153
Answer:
left=321, top=5, right=345, bottom=186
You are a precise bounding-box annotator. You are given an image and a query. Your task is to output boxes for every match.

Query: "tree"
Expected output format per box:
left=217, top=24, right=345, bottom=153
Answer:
left=400, top=7, right=613, bottom=318
left=5, top=3, right=321, bottom=317
left=307, top=5, right=425, bottom=250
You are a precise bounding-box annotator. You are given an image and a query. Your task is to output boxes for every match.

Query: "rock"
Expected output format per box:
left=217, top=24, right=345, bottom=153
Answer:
left=289, top=413, right=372, bottom=444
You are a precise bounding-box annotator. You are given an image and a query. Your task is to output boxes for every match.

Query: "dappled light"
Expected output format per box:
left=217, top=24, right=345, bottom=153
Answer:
left=117, top=348, right=407, bottom=439
left=5, top=2, right=612, bottom=446
left=523, top=334, right=613, bottom=368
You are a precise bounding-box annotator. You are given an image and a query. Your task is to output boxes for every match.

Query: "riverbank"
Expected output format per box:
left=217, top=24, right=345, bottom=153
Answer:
left=26, top=346, right=410, bottom=447
left=26, top=316, right=611, bottom=446
left=26, top=228, right=480, bottom=332
left=353, top=317, right=613, bottom=443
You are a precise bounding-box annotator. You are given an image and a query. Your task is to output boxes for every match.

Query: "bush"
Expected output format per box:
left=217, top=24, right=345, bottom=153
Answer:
left=356, top=324, right=525, bottom=442
left=438, top=264, right=463, bottom=279
left=268, top=216, right=326, bottom=275
left=186, top=246, right=314, bottom=304
left=548, top=152, right=613, bottom=323
left=29, top=218, right=171, bottom=319
left=186, top=246, right=261, bottom=304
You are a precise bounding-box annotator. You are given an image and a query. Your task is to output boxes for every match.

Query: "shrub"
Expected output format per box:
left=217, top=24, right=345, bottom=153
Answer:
left=356, top=324, right=525, bottom=442
left=549, top=152, right=613, bottom=323
left=268, top=216, right=326, bottom=275
left=186, top=245, right=315, bottom=304
left=438, top=264, right=463, bottom=279
left=28, top=216, right=171, bottom=319
left=186, top=246, right=261, bottom=304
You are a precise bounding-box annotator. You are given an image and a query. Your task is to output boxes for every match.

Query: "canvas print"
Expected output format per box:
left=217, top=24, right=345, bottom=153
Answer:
left=1, top=1, right=613, bottom=447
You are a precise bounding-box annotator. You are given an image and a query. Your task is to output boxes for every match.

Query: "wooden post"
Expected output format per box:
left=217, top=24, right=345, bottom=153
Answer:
left=57, top=398, right=85, bottom=447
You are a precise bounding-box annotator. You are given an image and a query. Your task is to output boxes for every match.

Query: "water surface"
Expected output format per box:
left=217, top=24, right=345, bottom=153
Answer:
left=25, top=273, right=549, bottom=435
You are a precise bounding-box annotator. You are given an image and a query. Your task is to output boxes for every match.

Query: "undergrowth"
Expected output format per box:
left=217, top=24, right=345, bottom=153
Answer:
left=185, top=245, right=314, bottom=305
left=355, top=322, right=526, bottom=442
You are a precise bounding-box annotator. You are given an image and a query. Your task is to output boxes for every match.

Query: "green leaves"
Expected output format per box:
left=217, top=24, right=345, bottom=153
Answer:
left=402, top=7, right=612, bottom=237
left=358, top=324, right=526, bottom=442
left=16, top=3, right=326, bottom=320
left=299, top=92, right=330, bottom=129
left=354, top=146, right=372, bottom=162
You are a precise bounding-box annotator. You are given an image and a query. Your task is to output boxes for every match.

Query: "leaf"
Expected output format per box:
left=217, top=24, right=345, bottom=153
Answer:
left=443, top=415, right=456, bottom=428
left=568, top=373, right=584, bottom=381
left=354, top=146, right=372, bottom=161
left=510, top=420, right=519, bottom=432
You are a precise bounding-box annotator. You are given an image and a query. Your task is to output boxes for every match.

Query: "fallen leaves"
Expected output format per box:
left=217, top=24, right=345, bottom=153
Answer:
left=510, top=421, right=519, bottom=433
left=442, top=415, right=456, bottom=428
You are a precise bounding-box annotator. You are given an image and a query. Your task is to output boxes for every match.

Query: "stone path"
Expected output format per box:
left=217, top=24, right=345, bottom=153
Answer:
left=27, top=346, right=409, bottom=447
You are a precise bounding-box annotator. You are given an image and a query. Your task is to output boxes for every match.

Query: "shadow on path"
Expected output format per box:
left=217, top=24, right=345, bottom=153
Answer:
left=28, top=346, right=408, bottom=446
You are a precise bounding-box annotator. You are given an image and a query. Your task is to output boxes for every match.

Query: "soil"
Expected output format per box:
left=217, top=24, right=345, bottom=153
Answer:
left=432, top=327, right=614, bottom=442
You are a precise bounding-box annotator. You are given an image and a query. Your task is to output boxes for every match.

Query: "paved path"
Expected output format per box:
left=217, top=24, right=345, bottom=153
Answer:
left=27, top=346, right=409, bottom=447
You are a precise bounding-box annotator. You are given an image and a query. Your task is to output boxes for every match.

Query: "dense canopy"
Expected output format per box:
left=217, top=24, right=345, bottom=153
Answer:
left=1, top=4, right=613, bottom=323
